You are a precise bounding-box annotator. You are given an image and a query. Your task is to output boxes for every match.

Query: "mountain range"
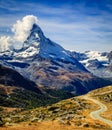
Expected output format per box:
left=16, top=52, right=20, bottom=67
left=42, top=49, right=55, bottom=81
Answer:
left=71, top=51, right=112, bottom=79
left=0, top=22, right=111, bottom=108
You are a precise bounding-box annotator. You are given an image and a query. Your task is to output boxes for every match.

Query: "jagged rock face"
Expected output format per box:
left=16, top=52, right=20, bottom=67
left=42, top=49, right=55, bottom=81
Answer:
left=108, top=51, right=112, bottom=64
left=26, top=60, right=111, bottom=95
left=87, top=59, right=104, bottom=68
left=0, top=24, right=111, bottom=95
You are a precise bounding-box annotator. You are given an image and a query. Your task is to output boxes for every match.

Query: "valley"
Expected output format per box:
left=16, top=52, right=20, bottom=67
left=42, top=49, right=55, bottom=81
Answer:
left=0, top=86, right=112, bottom=130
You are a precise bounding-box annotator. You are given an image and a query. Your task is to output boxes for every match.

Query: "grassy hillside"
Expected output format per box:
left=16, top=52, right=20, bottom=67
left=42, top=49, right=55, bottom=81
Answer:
left=0, top=84, right=74, bottom=109
left=0, top=86, right=112, bottom=130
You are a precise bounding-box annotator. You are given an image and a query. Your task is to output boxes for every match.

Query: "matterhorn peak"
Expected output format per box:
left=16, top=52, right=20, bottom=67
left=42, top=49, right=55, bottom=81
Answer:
left=23, top=24, right=46, bottom=49
left=11, top=16, right=73, bottom=62
left=0, top=15, right=75, bottom=64
left=0, top=15, right=83, bottom=65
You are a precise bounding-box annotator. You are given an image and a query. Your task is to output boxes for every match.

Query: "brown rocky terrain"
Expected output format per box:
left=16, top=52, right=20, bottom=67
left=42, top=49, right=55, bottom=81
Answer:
left=0, top=86, right=112, bottom=130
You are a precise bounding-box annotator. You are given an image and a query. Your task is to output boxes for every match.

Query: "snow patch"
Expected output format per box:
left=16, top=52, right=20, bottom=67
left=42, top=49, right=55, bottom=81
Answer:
left=15, top=46, right=38, bottom=58
left=85, top=51, right=108, bottom=62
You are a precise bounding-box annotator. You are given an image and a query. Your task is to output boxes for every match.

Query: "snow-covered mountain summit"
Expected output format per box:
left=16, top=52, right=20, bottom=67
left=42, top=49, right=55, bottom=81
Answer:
left=0, top=20, right=88, bottom=73
left=12, top=23, right=75, bottom=64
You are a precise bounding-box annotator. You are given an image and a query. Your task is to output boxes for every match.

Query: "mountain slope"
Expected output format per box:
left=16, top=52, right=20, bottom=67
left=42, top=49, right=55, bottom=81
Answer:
left=0, top=64, right=40, bottom=92
left=0, top=64, right=74, bottom=109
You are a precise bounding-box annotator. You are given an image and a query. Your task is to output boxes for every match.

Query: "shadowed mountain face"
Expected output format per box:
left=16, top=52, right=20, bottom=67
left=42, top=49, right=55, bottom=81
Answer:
left=0, top=65, right=40, bottom=93
left=0, top=64, right=74, bottom=108
left=0, top=24, right=111, bottom=96
left=0, top=64, right=42, bottom=108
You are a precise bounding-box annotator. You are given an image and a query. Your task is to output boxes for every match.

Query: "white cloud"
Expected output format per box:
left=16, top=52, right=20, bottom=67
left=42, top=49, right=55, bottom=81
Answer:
left=0, top=36, right=12, bottom=52
left=0, top=15, right=39, bottom=52
left=12, top=15, right=38, bottom=42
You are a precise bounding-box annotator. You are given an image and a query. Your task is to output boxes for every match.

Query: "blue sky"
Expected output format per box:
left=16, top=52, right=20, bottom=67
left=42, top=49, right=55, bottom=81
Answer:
left=0, top=0, right=112, bottom=52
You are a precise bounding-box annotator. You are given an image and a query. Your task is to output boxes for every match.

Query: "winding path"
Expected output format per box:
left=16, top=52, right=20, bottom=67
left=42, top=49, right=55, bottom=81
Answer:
left=83, top=95, right=112, bottom=127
